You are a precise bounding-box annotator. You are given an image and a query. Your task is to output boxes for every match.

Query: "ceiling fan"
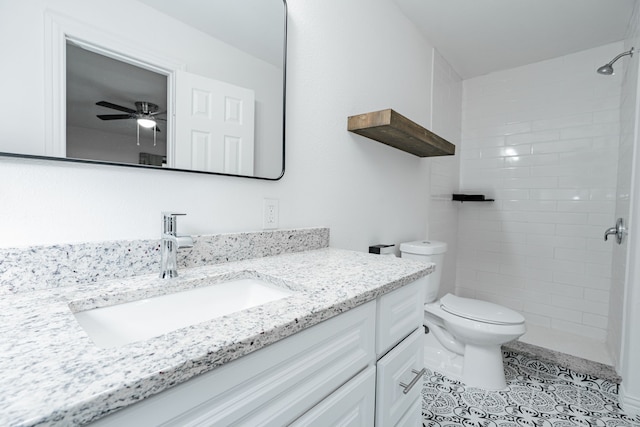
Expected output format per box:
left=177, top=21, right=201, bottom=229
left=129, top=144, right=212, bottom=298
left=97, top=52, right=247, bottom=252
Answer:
left=96, top=101, right=165, bottom=131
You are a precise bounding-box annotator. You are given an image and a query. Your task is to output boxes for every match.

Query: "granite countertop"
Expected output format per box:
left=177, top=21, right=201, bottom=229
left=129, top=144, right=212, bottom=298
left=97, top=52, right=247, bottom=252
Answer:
left=0, top=248, right=432, bottom=426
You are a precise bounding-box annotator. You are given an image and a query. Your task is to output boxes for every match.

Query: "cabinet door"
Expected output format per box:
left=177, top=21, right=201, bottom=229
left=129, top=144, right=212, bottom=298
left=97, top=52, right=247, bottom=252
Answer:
left=291, top=366, right=375, bottom=427
left=394, top=396, right=421, bottom=427
left=376, top=279, right=424, bottom=357
left=375, top=328, right=424, bottom=427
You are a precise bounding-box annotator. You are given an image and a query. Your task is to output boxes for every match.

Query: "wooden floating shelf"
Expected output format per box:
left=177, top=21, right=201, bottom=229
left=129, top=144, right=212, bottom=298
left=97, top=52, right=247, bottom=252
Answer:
left=347, top=109, right=455, bottom=157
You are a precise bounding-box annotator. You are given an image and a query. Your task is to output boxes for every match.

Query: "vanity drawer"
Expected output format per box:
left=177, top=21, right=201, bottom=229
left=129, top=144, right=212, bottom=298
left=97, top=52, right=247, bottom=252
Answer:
left=291, top=365, right=375, bottom=426
left=376, top=278, right=424, bottom=357
left=91, top=301, right=375, bottom=427
left=375, top=328, right=424, bottom=427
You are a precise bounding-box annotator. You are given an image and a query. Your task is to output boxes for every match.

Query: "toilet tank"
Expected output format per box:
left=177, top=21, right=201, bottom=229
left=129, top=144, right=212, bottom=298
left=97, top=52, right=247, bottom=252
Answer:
left=400, top=240, right=447, bottom=303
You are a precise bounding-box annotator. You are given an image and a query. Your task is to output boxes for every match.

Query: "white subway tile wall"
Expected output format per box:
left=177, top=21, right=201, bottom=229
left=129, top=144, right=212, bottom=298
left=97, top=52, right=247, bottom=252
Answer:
left=458, top=42, right=624, bottom=342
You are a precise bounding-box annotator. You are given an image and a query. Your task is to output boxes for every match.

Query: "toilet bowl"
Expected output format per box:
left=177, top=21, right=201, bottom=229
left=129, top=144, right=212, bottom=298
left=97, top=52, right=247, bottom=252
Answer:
left=400, top=240, right=526, bottom=390
left=424, top=293, right=526, bottom=389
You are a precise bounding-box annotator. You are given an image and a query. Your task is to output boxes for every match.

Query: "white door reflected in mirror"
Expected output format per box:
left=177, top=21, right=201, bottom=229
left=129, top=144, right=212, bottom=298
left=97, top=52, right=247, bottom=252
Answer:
left=174, top=71, right=255, bottom=175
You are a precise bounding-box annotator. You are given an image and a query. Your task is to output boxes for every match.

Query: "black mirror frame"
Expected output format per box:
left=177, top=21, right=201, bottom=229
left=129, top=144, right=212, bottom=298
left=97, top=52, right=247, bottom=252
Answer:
left=0, top=0, right=287, bottom=181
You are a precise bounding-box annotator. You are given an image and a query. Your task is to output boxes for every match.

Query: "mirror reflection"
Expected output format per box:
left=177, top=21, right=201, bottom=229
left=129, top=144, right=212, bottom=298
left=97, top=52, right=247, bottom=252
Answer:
left=67, top=43, right=169, bottom=167
left=0, top=0, right=286, bottom=179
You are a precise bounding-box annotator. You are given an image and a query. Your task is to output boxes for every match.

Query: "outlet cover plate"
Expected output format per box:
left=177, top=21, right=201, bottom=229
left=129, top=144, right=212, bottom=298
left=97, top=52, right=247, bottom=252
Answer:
left=263, top=198, right=279, bottom=229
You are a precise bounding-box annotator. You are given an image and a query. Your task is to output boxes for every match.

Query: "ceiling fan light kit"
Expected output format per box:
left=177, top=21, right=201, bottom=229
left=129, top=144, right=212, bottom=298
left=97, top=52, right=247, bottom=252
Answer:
left=137, top=117, right=157, bottom=128
left=96, top=100, right=164, bottom=130
left=136, top=118, right=158, bottom=147
left=96, top=100, right=164, bottom=147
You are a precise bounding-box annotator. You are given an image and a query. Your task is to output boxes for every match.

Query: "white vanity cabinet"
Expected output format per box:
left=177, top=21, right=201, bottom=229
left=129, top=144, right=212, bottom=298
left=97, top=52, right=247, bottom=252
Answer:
left=295, top=278, right=424, bottom=427
left=375, top=329, right=424, bottom=426
left=90, top=279, right=424, bottom=427
left=375, top=278, right=425, bottom=427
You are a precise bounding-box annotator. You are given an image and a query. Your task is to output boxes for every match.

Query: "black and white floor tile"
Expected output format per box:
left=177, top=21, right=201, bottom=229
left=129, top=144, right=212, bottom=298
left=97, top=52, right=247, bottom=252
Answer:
left=422, top=351, right=640, bottom=426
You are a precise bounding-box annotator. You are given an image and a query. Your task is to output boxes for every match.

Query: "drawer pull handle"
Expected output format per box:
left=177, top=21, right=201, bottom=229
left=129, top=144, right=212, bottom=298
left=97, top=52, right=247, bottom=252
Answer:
left=399, top=368, right=426, bottom=394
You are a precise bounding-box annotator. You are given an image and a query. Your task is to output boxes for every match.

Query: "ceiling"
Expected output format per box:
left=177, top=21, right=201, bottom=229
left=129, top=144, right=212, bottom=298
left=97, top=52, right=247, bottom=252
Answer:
left=137, top=0, right=284, bottom=67
left=394, top=0, right=637, bottom=79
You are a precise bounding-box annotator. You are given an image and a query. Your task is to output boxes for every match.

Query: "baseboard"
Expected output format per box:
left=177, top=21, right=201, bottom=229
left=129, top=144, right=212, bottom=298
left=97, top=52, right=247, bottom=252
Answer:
left=619, top=383, right=640, bottom=417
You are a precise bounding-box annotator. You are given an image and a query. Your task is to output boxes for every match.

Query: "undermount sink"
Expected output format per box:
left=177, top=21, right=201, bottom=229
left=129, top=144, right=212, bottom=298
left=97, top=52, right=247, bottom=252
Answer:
left=72, top=275, right=294, bottom=348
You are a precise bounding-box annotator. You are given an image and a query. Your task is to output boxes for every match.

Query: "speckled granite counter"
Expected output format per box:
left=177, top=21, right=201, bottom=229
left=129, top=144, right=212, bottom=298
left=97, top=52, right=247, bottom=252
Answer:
left=0, top=246, right=432, bottom=426
left=0, top=228, right=331, bottom=293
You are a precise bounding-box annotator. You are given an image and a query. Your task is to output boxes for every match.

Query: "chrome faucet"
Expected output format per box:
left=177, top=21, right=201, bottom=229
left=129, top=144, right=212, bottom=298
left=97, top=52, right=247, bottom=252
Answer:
left=160, top=212, right=194, bottom=278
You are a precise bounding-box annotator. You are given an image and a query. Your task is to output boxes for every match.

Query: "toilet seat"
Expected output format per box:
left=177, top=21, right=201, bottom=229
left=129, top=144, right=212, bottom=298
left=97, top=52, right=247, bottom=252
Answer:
left=440, top=294, right=524, bottom=325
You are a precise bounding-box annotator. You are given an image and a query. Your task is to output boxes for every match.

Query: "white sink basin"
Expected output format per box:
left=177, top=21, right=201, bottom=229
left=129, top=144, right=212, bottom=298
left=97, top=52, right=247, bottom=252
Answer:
left=73, top=276, right=294, bottom=348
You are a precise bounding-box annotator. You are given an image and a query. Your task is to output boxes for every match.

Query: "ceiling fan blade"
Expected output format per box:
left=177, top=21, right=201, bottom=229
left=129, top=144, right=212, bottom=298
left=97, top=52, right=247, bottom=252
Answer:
left=155, top=118, right=167, bottom=122
left=96, top=101, right=136, bottom=114
left=97, top=114, right=132, bottom=120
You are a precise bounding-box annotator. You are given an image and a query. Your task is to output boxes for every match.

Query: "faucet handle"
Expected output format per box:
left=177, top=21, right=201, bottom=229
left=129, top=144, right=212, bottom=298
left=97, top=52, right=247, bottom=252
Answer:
left=161, top=212, right=187, bottom=235
left=162, top=212, right=187, bottom=218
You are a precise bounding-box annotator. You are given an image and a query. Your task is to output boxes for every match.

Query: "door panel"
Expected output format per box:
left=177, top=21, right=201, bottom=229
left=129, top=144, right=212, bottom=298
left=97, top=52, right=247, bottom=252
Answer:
left=175, top=71, right=255, bottom=174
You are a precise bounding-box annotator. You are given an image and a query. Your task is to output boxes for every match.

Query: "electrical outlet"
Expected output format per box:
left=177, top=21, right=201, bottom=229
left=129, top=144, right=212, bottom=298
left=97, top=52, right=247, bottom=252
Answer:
left=263, top=198, right=279, bottom=229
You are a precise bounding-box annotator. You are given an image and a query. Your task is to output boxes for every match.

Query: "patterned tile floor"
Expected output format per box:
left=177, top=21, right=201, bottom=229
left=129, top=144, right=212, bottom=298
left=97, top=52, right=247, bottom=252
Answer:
left=422, top=351, right=640, bottom=426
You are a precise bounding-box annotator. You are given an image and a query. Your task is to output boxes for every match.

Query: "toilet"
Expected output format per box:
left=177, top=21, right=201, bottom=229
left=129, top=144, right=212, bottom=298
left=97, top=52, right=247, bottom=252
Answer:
left=400, top=240, right=526, bottom=390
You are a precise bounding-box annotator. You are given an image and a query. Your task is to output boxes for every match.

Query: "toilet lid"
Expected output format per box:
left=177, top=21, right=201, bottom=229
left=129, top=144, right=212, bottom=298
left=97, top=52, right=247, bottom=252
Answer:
left=440, top=294, right=525, bottom=325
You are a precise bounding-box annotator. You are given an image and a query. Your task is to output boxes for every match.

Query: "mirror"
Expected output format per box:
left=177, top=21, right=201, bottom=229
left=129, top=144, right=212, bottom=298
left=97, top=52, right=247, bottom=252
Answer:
left=0, top=0, right=286, bottom=180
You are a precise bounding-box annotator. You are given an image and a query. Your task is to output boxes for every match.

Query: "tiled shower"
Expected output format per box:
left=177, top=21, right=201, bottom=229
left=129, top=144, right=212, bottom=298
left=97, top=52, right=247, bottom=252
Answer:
left=424, top=28, right=640, bottom=415
left=457, top=42, right=622, bottom=351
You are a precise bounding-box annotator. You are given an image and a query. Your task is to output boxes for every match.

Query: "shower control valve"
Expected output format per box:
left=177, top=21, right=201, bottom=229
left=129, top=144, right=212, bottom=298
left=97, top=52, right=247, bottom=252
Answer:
left=604, top=218, right=627, bottom=245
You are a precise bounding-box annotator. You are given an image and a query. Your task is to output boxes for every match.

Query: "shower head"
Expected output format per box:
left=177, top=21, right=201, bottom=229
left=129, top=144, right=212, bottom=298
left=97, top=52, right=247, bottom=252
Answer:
left=597, top=47, right=634, bottom=75
left=597, top=63, right=615, bottom=75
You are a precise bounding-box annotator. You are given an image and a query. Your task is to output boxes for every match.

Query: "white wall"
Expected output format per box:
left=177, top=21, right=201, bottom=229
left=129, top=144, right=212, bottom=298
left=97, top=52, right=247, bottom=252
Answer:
left=427, top=49, right=462, bottom=296
left=458, top=43, right=623, bottom=341
left=0, top=0, right=440, bottom=253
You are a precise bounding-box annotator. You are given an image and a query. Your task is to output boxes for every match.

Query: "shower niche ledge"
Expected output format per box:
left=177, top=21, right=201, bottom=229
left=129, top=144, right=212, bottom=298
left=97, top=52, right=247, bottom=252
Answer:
left=347, top=109, right=455, bottom=157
